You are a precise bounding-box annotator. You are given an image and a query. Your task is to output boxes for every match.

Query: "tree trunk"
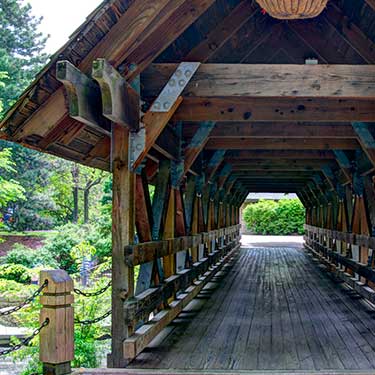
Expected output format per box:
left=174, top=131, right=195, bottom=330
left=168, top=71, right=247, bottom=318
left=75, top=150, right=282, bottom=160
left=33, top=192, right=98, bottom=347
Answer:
left=71, top=165, right=79, bottom=223
left=83, top=189, right=89, bottom=224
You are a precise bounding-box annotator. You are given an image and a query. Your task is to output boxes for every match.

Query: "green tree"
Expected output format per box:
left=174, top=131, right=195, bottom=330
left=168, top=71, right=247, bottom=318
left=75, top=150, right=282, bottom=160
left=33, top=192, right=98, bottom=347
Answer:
left=0, top=0, right=48, bottom=114
left=0, top=148, right=25, bottom=209
left=0, top=71, right=7, bottom=113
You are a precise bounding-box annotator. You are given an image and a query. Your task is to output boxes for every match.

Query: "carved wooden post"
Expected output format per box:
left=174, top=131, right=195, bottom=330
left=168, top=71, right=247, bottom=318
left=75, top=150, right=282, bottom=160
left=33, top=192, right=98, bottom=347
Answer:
left=40, top=270, right=74, bottom=375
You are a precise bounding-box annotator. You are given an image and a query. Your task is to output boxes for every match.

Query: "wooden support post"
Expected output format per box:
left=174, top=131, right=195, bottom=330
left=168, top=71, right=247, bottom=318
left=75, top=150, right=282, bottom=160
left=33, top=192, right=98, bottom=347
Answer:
left=163, top=187, right=176, bottom=278
left=109, top=124, right=135, bottom=368
left=40, top=270, right=74, bottom=375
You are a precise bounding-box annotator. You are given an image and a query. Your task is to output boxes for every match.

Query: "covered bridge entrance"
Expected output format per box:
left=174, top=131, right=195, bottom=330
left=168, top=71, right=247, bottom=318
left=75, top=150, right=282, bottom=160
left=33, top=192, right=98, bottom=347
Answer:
left=1, top=0, right=375, bottom=374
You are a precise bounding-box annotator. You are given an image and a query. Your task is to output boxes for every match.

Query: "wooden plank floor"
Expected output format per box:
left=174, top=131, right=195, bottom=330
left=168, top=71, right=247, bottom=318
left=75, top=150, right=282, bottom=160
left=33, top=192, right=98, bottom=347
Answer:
left=128, top=246, right=375, bottom=372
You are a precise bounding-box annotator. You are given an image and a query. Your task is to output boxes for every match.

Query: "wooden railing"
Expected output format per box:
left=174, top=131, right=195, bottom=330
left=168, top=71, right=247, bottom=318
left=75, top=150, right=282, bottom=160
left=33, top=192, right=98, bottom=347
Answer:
left=304, top=224, right=375, bottom=303
left=38, top=224, right=241, bottom=373
left=123, top=224, right=241, bottom=359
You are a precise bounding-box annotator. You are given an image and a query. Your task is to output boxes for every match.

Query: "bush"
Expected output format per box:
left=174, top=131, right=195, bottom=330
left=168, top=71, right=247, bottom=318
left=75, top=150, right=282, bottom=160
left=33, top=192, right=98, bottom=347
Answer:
left=42, top=223, right=112, bottom=274
left=243, top=198, right=305, bottom=235
left=0, top=264, right=32, bottom=283
left=2, top=243, right=58, bottom=268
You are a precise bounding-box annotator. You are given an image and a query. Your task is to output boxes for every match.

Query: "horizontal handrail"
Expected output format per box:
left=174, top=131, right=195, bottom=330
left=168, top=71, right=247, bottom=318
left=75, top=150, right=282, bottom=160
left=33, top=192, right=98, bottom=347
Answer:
left=125, top=224, right=240, bottom=266
left=304, top=224, right=375, bottom=249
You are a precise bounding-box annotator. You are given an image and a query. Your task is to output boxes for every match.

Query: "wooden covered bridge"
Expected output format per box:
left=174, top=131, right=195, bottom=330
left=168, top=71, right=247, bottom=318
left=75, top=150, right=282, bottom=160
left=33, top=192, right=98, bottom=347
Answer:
left=1, top=0, right=375, bottom=373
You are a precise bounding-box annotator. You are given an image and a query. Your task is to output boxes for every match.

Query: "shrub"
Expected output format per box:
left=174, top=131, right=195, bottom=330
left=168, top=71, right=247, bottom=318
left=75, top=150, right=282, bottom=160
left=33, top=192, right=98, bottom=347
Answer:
left=2, top=243, right=58, bottom=268
left=42, top=223, right=112, bottom=274
left=243, top=198, right=305, bottom=235
left=0, top=264, right=32, bottom=283
left=42, top=224, right=91, bottom=273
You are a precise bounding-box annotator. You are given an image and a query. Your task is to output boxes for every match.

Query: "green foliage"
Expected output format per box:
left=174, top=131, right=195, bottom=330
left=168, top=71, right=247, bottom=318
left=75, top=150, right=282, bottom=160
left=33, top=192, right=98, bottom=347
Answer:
left=42, top=223, right=112, bottom=273
left=0, top=147, right=25, bottom=208
left=1, top=243, right=58, bottom=268
left=42, top=224, right=90, bottom=273
left=0, top=0, right=48, bottom=115
left=243, top=198, right=305, bottom=235
left=0, top=278, right=36, bottom=302
left=0, top=263, right=31, bottom=283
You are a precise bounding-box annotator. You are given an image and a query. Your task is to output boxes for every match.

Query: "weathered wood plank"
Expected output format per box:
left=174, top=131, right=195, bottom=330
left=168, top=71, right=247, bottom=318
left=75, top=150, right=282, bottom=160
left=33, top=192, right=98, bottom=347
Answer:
left=143, top=64, right=375, bottom=98
left=205, top=138, right=360, bottom=150
left=173, top=97, right=375, bottom=122
left=183, top=123, right=356, bottom=139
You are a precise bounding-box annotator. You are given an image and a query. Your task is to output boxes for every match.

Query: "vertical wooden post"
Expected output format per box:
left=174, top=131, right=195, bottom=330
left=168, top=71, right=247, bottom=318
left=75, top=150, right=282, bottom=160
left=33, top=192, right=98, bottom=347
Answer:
left=190, top=194, right=199, bottom=262
left=163, top=187, right=176, bottom=278
left=40, top=270, right=74, bottom=375
left=109, top=124, right=135, bottom=368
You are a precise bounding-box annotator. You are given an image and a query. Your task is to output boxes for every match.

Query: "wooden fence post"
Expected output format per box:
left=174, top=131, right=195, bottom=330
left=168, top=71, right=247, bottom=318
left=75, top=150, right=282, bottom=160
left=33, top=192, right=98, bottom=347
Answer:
left=39, top=270, right=74, bottom=375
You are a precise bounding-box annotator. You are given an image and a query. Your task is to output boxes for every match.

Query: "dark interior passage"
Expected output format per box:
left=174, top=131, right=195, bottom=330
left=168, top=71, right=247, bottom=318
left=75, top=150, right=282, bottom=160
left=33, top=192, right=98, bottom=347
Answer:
left=129, top=246, right=375, bottom=372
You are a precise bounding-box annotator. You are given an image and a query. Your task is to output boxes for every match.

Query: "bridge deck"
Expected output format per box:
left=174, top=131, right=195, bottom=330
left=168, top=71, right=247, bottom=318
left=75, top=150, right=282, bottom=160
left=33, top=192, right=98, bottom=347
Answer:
left=126, top=244, right=375, bottom=372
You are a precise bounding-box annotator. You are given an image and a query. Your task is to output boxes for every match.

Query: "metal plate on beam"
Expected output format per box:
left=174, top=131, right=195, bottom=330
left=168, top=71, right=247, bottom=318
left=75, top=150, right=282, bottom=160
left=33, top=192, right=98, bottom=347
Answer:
left=150, top=62, right=200, bottom=113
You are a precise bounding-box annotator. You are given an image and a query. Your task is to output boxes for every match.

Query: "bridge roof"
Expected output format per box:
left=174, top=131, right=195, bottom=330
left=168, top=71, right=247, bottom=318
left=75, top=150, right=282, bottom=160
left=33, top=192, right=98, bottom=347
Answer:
left=1, top=0, right=375, bottom=200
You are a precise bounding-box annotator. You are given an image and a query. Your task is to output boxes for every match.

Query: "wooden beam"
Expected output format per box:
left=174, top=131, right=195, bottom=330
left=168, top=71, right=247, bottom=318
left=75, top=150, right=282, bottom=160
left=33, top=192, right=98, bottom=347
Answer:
left=205, top=150, right=226, bottom=183
left=225, top=150, right=336, bottom=160
left=183, top=122, right=356, bottom=139
left=352, top=122, right=375, bottom=167
left=287, top=15, right=365, bottom=65
left=365, top=0, right=375, bottom=11
left=324, top=3, right=375, bottom=64
left=184, top=121, right=215, bottom=176
left=173, top=97, right=375, bottom=122
left=56, top=61, right=111, bottom=135
left=92, top=59, right=140, bottom=131
left=184, top=0, right=258, bottom=62
left=120, top=0, right=216, bottom=79
left=131, top=98, right=183, bottom=170
left=143, top=64, right=375, bottom=98
left=205, top=138, right=360, bottom=150
left=7, top=0, right=213, bottom=141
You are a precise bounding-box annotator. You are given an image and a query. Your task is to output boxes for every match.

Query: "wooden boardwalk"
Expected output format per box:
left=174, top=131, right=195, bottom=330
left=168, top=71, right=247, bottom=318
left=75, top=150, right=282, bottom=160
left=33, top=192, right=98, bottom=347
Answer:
left=128, top=246, right=375, bottom=372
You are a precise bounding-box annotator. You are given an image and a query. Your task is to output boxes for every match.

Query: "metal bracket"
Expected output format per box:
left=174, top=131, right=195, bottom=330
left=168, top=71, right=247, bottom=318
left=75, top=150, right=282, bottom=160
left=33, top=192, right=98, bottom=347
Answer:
left=129, top=127, right=146, bottom=170
left=150, top=62, right=200, bottom=112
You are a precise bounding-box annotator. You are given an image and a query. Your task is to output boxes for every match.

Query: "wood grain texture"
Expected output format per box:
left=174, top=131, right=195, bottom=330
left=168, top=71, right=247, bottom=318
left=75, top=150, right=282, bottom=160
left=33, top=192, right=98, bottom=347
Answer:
left=127, top=245, right=375, bottom=372
left=143, top=64, right=375, bottom=98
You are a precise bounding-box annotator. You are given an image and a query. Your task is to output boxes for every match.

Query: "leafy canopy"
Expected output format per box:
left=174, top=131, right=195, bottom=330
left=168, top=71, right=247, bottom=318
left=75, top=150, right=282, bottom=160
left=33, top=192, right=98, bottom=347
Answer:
left=0, top=0, right=48, bottom=115
left=0, top=148, right=25, bottom=208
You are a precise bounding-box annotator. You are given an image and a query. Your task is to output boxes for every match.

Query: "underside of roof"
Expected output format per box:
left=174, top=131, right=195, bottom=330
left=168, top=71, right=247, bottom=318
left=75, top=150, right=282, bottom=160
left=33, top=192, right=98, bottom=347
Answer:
left=1, top=0, right=375, bottom=200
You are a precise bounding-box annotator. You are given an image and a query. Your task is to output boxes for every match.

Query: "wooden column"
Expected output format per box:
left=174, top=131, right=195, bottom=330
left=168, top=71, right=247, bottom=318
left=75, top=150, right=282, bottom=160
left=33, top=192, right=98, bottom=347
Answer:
left=40, top=270, right=74, bottom=375
left=109, top=124, right=135, bottom=368
left=163, top=187, right=176, bottom=278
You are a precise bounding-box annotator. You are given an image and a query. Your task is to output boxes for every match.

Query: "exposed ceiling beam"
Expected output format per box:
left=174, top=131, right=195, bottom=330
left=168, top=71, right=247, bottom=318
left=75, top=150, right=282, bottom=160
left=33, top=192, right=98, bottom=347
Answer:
left=205, top=138, right=360, bottom=150
left=224, top=150, right=336, bottom=159
left=182, top=122, right=356, bottom=138
left=173, top=97, right=375, bottom=122
left=184, top=0, right=258, bottom=62
left=143, top=64, right=375, bottom=98
left=364, top=0, right=375, bottom=12
left=324, top=3, right=375, bottom=64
